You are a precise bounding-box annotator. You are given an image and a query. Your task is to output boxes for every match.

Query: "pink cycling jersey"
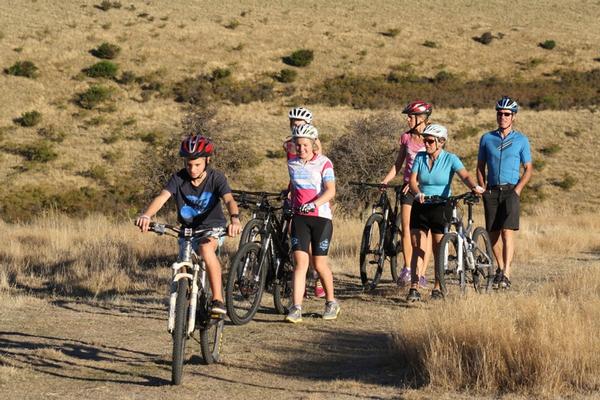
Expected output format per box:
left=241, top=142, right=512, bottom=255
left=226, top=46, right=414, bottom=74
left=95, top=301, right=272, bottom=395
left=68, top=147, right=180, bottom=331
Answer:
left=400, top=131, right=425, bottom=183
left=288, top=154, right=335, bottom=219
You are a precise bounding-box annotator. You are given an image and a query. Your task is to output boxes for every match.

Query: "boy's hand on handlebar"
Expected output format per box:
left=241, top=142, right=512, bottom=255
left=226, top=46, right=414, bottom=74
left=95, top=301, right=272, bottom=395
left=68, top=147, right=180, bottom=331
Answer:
left=228, top=219, right=242, bottom=237
left=136, top=215, right=151, bottom=232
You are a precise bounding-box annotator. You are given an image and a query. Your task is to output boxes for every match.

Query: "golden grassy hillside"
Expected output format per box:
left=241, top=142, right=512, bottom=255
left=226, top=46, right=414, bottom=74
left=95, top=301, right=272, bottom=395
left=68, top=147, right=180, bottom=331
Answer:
left=1, top=0, right=599, bottom=218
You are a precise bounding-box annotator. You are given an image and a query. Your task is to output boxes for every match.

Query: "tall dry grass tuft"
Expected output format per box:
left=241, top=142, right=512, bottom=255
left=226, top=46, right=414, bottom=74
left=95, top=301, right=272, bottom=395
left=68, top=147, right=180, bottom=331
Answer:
left=391, top=266, right=600, bottom=396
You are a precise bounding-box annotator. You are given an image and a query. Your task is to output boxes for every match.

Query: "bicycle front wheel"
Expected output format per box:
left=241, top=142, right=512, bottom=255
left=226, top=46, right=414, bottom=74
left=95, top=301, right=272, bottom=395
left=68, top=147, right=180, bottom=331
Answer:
left=239, top=218, right=263, bottom=248
left=172, top=278, right=189, bottom=385
left=226, top=242, right=268, bottom=325
left=359, top=213, right=386, bottom=289
left=198, top=285, right=224, bottom=364
left=471, top=227, right=495, bottom=293
left=436, top=232, right=460, bottom=297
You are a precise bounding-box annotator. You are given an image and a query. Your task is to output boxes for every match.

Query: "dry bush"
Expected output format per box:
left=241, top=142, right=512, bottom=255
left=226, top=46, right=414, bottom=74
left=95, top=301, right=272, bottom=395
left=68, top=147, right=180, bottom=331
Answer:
left=391, top=266, right=600, bottom=396
left=328, top=112, right=401, bottom=214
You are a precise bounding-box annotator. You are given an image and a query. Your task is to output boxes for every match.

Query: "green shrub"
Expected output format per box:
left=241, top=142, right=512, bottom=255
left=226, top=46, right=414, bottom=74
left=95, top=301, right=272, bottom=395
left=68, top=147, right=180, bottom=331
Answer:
left=116, top=70, right=136, bottom=84
left=552, top=174, right=577, bottom=190
left=83, top=61, right=118, bottom=78
left=283, top=49, right=314, bottom=67
left=380, top=28, right=400, bottom=38
left=211, top=67, right=232, bottom=80
left=37, top=126, right=66, bottom=143
left=76, top=85, right=114, bottom=109
left=102, top=131, right=123, bottom=144
left=15, top=111, right=42, bottom=127
left=275, top=68, right=297, bottom=83
left=532, top=158, right=546, bottom=171
left=564, top=130, right=581, bottom=138
left=91, top=42, right=121, bottom=59
left=5, top=60, right=39, bottom=78
left=224, top=19, right=240, bottom=29
left=423, top=40, right=439, bottom=48
left=539, top=144, right=561, bottom=156
left=81, top=165, right=109, bottom=183
left=139, top=130, right=164, bottom=145
left=328, top=113, right=401, bottom=214
left=473, top=31, right=493, bottom=45
left=17, top=140, right=58, bottom=162
left=539, top=40, right=556, bottom=50
left=266, top=149, right=285, bottom=159
left=96, top=1, right=121, bottom=11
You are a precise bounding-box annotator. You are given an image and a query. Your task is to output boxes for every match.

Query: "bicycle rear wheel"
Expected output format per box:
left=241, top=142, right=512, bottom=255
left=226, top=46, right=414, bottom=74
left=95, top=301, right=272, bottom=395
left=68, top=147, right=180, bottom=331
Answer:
left=172, top=278, right=189, bottom=385
left=239, top=218, right=263, bottom=248
left=226, top=242, right=268, bottom=325
left=436, top=232, right=460, bottom=296
left=273, top=259, right=294, bottom=314
left=359, top=213, right=385, bottom=289
left=198, top=284, right=224, bottom=364
left=387, top=222, right=401, bottom=283
left=471, top=227, right=494, bottom=293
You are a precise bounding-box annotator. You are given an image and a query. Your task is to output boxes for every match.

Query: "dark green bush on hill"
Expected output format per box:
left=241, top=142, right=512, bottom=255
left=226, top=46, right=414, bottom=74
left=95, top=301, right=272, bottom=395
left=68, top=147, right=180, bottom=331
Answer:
left=5, top=60, right=39, bottom=78
left=83, top=61, right=118, bottom=78
left=15, top=111, right=42, bottom=127
left=283, top=49, right=314, bottom=67
left=76, top=85, right=114, bottom=109
left=539, top=40, right=556, bottom=50
left=91, top=42, right=121, bottom=59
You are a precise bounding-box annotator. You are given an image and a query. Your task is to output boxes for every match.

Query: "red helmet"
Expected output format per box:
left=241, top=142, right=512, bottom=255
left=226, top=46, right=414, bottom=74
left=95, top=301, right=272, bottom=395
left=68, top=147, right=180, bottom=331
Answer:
left=402, top=100, right=433, bottom=116
left=179, top=135, right=214, bottom=159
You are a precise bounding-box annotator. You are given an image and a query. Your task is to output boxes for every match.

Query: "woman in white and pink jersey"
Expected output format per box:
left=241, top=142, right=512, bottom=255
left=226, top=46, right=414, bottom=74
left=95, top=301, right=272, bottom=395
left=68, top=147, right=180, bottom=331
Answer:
left=381, top=100, right=433, bottom=289
left=285, top=124, right=340, bottom=323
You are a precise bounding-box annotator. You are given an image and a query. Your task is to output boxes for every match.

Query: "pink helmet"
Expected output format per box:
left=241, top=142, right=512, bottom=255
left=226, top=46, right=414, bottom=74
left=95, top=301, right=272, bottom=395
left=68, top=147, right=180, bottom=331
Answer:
left=179, top=135, right=214, bottom=159
left=402, top=100, right=433, bottom=116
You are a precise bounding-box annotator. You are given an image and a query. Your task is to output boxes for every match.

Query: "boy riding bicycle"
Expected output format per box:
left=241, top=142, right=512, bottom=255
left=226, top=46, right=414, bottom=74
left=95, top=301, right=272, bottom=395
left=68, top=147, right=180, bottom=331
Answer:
left=135, top=135, right=241, bottom=314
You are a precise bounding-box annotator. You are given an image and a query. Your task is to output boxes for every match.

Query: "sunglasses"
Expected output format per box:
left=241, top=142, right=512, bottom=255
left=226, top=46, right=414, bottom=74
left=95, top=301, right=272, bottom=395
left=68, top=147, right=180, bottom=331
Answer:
left=423, top=138, right=437, bottom=144
left=497, top=112, right=513, bottom=117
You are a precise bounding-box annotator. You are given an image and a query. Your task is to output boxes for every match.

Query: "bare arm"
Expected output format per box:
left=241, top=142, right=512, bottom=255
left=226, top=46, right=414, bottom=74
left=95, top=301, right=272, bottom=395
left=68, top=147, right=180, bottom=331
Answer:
left=222, top=192, right=241, bottom=237
left=381, top=145, right=407, bottom=185
left=514, top=162, right=533, bottom=196
left=476, top=159, right=487, bottom=189
left=314, top=180, right=335, bottom=207
left=135, top=190, right=171, bottom=232
left=409, top=171, right=423, bottom=202
left=457, top=169, right=484, bottom=193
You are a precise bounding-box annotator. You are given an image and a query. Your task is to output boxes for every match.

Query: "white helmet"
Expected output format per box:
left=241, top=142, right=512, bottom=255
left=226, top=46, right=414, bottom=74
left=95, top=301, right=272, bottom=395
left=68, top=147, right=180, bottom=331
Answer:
left=422, top=124, right=448, bottom=141
left=288, top=107, right=313, bottom=123
left=292, top=124, right=318, bottom=140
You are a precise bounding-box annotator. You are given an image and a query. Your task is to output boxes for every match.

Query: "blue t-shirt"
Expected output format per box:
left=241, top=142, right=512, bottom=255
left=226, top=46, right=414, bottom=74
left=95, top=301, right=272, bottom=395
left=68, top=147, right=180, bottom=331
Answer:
left=412, top=150, right=465, bottom=197
left=477, top=129, right=532, bottom=186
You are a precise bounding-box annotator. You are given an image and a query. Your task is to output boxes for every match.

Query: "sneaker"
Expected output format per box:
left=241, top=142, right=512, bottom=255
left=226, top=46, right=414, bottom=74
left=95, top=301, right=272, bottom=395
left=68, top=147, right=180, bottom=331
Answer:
left=499, top=275, right=511, bottom=290
left=210, top=300, right=226, bottom=315
left=285, top=305, right=303, bottom=323
left=323, top=301, right=340, bottom=320
left=314, top=280, right=326, bottom=298
left=431, top=289, right=444, bottom=300
left=406, top=288, right=421, bottom=302
left=492, top=269, right=503, bottom=289
left=418, top=275, right=428, bottom=289
left=397, top=267, right=411, bottom=287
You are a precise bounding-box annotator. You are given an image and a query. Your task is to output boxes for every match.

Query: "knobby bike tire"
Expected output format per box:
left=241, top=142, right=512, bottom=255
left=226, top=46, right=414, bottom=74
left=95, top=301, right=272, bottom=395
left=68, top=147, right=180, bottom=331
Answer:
left=199, top=284, right=224, bottom=364
left=436, top=232, right=459, bottom=296
left=387, top=220, right=401, bottom=283
left=239, top=218, right=263, bottom=248
left=273, top=259, right=294, bottom=314
left=471, top=227, right=495, bottom=292
left=359, top=213, right=385, bottom=289
left=226, top=242, right=268, bottom=325
left=171, top=278, right=189, bottom=385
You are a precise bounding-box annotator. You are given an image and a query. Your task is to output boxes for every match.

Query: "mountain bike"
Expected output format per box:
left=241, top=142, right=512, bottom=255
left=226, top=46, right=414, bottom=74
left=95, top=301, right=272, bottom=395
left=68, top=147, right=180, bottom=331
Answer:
left=226, top=190, right=294, bottom=325
left=350, top=182, right=402, bottom=290
left=232, top=190, right=287, bottom=247
left=147, top=222, right=226, bottom=385
left=434, top=192, right=495, bottom=296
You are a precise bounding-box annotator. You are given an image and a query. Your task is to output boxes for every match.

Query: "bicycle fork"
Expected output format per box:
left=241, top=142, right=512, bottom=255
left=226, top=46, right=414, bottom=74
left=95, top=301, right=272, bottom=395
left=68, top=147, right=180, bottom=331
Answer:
left=168, top=261, right=199, bottom=336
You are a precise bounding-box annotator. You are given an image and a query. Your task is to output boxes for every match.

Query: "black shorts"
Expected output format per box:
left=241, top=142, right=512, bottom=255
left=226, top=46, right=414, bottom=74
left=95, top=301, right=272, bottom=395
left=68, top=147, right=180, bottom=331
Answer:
left=400, top=183, right=415, bottom=206
left=482, top=186, right=520, bottom=231
left=410, top=201, right=452, bottom=234
left=290, top=215, right=333, bottom=256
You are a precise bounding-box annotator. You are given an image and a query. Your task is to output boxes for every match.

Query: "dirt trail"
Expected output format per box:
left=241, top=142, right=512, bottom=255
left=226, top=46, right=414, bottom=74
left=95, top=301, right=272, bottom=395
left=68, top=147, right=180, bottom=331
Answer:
left=1, top=273, right=423, bottom=400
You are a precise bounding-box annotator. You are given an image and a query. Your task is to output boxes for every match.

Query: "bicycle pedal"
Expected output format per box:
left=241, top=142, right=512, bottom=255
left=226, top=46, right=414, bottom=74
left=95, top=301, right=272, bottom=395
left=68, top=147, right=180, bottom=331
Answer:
left=210, top=312, right=224, bottom=319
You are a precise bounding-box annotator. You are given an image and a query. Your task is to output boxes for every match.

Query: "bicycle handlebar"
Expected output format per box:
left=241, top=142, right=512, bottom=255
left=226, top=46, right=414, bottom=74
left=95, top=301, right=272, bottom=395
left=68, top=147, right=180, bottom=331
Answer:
left=148, top=222, right=227, bottom=239
left=349, top=181, right=404, bottom=191
left=422, top=192, right=480, bottom=205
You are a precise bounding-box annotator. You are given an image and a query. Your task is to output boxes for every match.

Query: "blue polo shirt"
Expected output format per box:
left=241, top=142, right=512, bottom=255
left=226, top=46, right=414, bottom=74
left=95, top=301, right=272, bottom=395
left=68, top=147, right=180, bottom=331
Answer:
left=478, top=130, right=532, bottom=186
left=412, top=150, right=465, bottom=197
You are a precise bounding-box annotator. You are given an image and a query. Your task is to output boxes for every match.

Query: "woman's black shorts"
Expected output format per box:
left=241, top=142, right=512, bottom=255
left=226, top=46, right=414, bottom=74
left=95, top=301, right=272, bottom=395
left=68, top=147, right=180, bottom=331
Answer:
left=290, top=215, right=333, bottom=256
left=410, top=201, right=451, bottom=234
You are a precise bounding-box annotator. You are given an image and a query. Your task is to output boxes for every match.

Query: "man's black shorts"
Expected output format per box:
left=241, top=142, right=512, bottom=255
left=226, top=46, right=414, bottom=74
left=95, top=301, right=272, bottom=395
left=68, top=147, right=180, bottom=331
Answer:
left=290, top=215, right=333, bottom=256
left=410, top=201, right=452, bottom=234
left=482, top=186, right=520, bottom=231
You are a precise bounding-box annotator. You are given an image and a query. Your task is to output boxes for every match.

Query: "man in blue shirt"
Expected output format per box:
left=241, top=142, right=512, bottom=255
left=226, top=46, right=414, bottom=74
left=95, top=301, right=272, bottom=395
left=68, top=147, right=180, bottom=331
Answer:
left=477, top=96, right=533, bottom=290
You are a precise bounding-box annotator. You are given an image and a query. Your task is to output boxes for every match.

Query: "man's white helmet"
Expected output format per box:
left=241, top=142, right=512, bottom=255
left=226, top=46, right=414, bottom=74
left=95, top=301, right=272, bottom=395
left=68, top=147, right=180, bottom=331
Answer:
left=422, top=124, right=448, bottom=141
left=288, top=107, right=313, bottom=123
left=292, top=124, right=318, bottom=140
